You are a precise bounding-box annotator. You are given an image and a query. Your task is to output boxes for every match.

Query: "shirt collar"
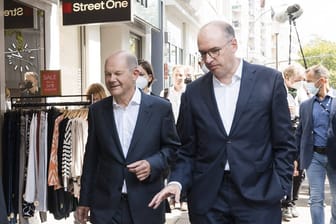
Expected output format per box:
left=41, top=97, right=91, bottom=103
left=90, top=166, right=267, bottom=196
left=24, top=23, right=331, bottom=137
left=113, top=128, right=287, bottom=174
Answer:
left=113, top=87, right=141, bottom=108
left=313, top=88, right=336, bottom=101
left=213, top=58, right=243, bottom=86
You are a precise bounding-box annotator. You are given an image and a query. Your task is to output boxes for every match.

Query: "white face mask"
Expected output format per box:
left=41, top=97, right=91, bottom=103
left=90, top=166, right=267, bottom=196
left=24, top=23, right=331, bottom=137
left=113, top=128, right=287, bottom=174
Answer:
left=136, top=76, right=148, bottom=90
left=304, top=81, right=320, bottom=96
left=291, top=80, right=304, bottom=90
left=201, top=64, right=209, bottom=74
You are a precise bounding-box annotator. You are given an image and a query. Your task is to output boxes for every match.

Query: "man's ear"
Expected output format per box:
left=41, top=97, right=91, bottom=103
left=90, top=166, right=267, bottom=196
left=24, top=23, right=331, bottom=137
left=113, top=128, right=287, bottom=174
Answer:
left=133, top=67, right=140, bottom=80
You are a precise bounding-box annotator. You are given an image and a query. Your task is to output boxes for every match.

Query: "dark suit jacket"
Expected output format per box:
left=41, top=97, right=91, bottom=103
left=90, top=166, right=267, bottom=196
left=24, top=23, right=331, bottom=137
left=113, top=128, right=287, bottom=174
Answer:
left=172, top=60, right=296, bottom=215
left=0, top=176, right=8, bottom=224
left=79, top=92, right=180, bottom=224
left=296, top=91, right=336, bottom=170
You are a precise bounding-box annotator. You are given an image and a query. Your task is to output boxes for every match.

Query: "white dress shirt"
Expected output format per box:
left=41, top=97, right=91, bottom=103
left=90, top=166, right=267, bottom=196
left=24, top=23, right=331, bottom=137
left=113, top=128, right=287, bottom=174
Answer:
left=113, top=88, right=141, bottom=193
left=213, top=59, right=243, bottom=170
left=160, top=85, right=186, bottom=122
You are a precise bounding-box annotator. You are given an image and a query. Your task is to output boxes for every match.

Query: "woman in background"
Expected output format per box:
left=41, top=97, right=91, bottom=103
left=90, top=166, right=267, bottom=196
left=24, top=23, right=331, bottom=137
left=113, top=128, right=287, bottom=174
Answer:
left=137, top=59, right=155, bottom=94
left=85, top=83, right=108, bottom=103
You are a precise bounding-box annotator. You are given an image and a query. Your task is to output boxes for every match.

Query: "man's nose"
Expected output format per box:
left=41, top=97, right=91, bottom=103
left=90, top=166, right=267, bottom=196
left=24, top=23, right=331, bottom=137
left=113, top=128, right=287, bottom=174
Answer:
left=203, top=54, right=214, bottom=64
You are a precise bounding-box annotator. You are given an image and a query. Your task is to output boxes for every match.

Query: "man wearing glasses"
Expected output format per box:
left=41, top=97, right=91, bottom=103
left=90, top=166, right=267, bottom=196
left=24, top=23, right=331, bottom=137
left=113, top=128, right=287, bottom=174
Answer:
left=150, top=20, right=296, bottom=224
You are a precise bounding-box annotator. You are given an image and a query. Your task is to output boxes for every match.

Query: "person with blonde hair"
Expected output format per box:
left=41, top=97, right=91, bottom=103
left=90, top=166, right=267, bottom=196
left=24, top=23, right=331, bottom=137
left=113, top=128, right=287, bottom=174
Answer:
left=21, top=71, right=40, bottom=96
left=160, top=65, right=186, bottom=121
left=85, top=83, right=107, bottom=103
left=281, top=64, right=307, bottom=221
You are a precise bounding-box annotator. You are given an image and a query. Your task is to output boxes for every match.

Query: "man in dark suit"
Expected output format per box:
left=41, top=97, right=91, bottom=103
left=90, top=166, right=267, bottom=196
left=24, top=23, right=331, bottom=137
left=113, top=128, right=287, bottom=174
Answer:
left=75, top=50, right=180, bottom=224
left=0, top=176, right=8, bottom=224
left=296, top=64, right=336, bottom=224
left=149, top=20, right=296, bottom=223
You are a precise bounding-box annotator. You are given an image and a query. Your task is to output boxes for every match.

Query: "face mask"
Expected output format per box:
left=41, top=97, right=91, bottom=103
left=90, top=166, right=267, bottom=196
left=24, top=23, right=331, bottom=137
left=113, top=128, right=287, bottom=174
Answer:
left=304, top=81, right=320, bottom=96
left=201, top=64, right=209, bottom=74
left=136, top=76, right=148, bottom=90
left=291, top=80, right=304, bottom=90
left=184, top=77, right=192, bottom=84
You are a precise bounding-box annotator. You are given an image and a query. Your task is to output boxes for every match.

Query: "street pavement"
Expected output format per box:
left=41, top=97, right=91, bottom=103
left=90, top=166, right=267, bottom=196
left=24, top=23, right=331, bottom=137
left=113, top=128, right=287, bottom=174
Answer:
left=165, top=178, right=332, bottom=224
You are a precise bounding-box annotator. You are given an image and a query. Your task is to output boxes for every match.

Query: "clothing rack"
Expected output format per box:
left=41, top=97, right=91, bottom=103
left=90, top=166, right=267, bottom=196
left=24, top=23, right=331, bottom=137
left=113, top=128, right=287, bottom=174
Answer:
left=10, top=95, right=92, bottom=109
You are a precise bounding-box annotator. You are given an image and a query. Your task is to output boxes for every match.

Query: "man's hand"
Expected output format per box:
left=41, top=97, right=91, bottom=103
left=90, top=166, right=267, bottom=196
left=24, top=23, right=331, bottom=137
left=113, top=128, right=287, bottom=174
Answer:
left=127, top=160, right=151, bottom=181
left=148, top=183, right=181, bottom=209
left=75, top=206, right=90, bottom=224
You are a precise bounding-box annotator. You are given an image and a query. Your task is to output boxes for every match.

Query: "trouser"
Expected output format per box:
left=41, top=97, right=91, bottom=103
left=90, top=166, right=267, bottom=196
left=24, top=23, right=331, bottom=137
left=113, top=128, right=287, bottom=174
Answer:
left=190, top=172, right=282, bottom=224
left=281, top=169, right=305, bottom=208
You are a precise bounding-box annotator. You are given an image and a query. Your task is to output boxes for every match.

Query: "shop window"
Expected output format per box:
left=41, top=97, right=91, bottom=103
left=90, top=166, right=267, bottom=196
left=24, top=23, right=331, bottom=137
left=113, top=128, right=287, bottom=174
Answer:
left=129, top=33, right=142, bottom=60
left=166, top=43, right=183, bottom=65
left=4, top=0, right=45, bottom=97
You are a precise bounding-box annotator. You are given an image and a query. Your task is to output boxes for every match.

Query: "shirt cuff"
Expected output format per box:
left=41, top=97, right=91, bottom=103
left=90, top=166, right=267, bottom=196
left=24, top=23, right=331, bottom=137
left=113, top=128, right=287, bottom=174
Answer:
left=168, top=181, right=182, bottom=191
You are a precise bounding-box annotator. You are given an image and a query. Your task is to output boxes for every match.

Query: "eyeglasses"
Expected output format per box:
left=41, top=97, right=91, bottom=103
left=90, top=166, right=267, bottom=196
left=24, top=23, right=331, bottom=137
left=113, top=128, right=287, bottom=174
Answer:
left=199, top=39, right=232, bottom=60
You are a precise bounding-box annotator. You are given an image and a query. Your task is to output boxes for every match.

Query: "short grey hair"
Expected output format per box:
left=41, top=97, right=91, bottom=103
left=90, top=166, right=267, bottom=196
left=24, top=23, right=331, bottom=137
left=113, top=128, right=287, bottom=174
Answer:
left=105, top=50, right=138, bottom=70
left=306, top=64, right=330, bottom=79
left=201, top=20, right=236, bottom=40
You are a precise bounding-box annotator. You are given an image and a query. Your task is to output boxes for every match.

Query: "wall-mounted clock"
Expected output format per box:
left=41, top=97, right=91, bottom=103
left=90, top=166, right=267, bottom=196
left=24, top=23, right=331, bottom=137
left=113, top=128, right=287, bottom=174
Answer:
left=6, top=42, right=36, bottom=72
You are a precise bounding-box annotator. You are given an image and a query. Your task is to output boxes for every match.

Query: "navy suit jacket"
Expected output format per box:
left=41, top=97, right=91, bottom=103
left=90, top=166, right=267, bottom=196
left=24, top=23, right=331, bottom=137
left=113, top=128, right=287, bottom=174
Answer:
left=296, top=90, right=336, bottom=170
left=79, top=92, right=180, bottom=224
left=0, top=176, right=8, bottom=224
left=171, top=60, right=296, bottom=214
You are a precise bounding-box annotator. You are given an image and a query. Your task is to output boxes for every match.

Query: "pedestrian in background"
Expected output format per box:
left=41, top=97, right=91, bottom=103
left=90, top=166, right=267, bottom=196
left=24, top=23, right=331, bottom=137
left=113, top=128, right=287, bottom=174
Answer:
left=136, top=59, right=155, bottom=95
left=85, top=83, right=108, bottom=103
left=296, top=64, right=336, bottom=224
left=160, top=65, right=186, bottom=121
left=150, top=20, right=296, bottom=224
left=21, top=71, right=40, bottom=96
left=281, top=64, right=307, bottom=221
left=75, top=50, right=180, bottom=224
left=184, top=65, right=194, bottom=84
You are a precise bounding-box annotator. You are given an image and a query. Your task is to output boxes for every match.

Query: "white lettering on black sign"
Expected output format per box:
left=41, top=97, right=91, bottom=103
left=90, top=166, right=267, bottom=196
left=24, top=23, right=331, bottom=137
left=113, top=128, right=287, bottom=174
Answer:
left=73, top=0, right=128, bottom=12
left=4, top=7, right=24, bottom=17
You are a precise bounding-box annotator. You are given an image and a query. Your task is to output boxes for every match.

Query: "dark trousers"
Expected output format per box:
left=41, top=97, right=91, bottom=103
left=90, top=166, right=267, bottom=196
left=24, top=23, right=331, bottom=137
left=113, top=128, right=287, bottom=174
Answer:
left=111, top=194, right=134, bottom=224
left=282, top=169, right=304, bottom=207
left=189, top=173, right=281, bottom=224
left=292, top=170, right=304, bottom=201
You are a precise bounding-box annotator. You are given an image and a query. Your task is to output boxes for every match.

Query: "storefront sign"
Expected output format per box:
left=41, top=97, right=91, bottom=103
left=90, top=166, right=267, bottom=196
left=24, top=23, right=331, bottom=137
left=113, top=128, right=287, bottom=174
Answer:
left=40, top=70, right=61, bottom=96
left=62, top=0, right=132, bottom=25
left=4, top=0, right=35, bottom=29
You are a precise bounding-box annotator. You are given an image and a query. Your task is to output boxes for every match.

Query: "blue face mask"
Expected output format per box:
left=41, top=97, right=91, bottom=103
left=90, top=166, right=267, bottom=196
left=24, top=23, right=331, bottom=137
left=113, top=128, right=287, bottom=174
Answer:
left=304, top=79, right=320, bottom=96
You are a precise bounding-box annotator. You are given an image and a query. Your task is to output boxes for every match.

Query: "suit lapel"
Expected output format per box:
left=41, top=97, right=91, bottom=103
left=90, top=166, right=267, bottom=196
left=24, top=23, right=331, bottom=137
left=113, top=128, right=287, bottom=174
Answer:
left=126, top=93, right=152, bottom=157
left=202, top=73, right=227, bottom=136
left=306, top=98, right=314, bottom=127
left=230, top=61, right=256, bottom=135
left=101, top=97, right=125, bottom=161
left=330, top=89, right=336, bottom=115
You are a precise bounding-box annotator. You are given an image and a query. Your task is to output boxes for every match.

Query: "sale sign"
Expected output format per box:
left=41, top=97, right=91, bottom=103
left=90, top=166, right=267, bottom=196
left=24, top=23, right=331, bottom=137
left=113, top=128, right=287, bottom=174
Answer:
left=40, top=70, right=61, bottom=96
